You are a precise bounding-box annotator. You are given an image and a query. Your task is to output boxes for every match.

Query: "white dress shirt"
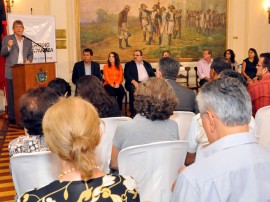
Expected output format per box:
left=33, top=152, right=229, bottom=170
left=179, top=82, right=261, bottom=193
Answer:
left=16, top=36, right=24, bottom=64
left=84, top=63, right=91, bottom=75
left=171, top=132, right=270, bottom=202
left=197, top=58, right=212, bottom=79
left=136, top=61, right=149, bottom=82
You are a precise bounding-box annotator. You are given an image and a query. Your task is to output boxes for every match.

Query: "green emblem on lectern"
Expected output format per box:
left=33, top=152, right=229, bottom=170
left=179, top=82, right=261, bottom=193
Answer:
left=36, top=68, right=48, bottom=83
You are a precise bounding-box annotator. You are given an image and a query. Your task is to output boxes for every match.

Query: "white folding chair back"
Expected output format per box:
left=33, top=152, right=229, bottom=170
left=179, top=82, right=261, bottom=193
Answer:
left=96, top=117, right=132, bottom=173
left=118, top=140, right=188, bottom=202
left=170, top=111, right=195, bottom=139
left=255, top=106, right=270, bottom=150
left=10, top=151, right=61, bottom=198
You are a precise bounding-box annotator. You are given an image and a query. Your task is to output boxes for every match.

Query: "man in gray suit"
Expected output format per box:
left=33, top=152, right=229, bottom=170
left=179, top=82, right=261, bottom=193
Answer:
left=1, top=20, right=33, bottom=123
left=157, top=57, right=196, bottom=112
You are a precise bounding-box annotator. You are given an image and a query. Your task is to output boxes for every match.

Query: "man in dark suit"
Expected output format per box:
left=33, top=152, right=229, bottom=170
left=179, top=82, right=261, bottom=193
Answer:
left=124, top=50, right=155, bottom=116
left=72, top=48, right=102, bottom=85
left=157, top=57, right=196, bottom=112
left=1, top=20, right=33, bottom=124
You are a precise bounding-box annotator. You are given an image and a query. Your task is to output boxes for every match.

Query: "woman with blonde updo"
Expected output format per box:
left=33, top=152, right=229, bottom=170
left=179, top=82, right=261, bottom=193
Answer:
left=20, top=97, right=140, bottom=202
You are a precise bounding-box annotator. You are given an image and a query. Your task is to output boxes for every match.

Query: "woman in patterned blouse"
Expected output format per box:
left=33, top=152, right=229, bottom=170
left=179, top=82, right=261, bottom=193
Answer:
left=20, top=97, right=140, bottom=202
left=8, top=87, right=60, bottom=157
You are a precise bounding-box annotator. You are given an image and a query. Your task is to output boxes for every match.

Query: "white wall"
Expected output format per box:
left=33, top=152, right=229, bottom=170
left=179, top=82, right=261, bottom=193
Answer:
left=11, top=0, right=47, bottom=15
left=227, top=0, right=270, bottom=62
left=7, top=0, right=270, bottom=83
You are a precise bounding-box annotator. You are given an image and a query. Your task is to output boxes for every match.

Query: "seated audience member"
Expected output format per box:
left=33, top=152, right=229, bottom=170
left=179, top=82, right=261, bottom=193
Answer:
left=162, top=50, right=171, bottom=57
left=185, top=68, right=251, bottom=166
left=72, top=48, right=102, bottom=85
left=124, top=50, right=155, bottom=117
left=19, top=97, right=140, bottom=202
left=110, top=77, right=179, bottom=171
left=171, top=78, right=270, bottom=201
left=76, top=75, right=121, bottom=118
left=247, top=52, right=270, bottom=116
left=185, top=110, right=256, bottom=165
left=224, top=49, right=238, bottom=70
left=48, top=78, right=71, bottom=97
left=197, top=49, right=213, bottom=86
left=103, top=52, right=126, bottom=110
left=220, top=69, right=247, bottom=86
left=8, top=87, right=60, bottom=157
left=157, top=56, right=196, bottom=112
left=241, top=48, right=259, bottom=81
left=209, top=57, right=232, bottom=81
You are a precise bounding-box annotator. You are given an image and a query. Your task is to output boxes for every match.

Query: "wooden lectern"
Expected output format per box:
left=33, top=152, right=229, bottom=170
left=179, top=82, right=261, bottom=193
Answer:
left=12, top=62, right=56, bottom=124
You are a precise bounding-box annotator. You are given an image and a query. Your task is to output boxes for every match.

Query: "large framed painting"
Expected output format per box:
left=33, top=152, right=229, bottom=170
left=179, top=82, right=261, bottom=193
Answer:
left=77, top=0, right=227, bottom=63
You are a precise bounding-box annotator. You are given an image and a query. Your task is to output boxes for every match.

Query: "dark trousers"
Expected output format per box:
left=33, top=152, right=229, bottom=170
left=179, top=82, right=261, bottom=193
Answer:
left=125, top=84, right=136, bottom=116
left=104, top=84, right=125, bottom=110
left=7, top=79, right=15, bottom=120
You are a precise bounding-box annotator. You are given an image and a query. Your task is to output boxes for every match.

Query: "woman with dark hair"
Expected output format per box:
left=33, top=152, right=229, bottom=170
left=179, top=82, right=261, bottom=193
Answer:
left=77, top=75, right=121, bottom=118
left=48, top=78, right=71, bottom=97
left=224, top=49, right=238, bottom=70
left=8, top=87, right=60, bottom=157
left=110, top=77, right=179, bottom=172
left=103, top=52, right=126, bottom=110
left=241, top=48, right=259, bottom=80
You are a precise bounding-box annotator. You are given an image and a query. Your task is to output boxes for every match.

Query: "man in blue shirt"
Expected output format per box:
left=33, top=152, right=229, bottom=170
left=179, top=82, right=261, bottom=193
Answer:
left=171, top=77, right=270, bottom=202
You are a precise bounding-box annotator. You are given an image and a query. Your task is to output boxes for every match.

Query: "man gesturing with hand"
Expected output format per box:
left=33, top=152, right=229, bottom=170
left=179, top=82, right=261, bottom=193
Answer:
left=1, top=20, right=33, bottom=124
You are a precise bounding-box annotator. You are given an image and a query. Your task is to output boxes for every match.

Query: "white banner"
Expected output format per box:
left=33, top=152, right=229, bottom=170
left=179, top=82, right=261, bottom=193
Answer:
left=7, top=14, right=57, bottom=63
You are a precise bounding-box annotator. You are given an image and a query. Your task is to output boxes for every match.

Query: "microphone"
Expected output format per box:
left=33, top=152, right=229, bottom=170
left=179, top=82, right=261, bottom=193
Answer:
left=23, top=35, right=47, bottom=63
left=22, top=35, right=28, bottom=39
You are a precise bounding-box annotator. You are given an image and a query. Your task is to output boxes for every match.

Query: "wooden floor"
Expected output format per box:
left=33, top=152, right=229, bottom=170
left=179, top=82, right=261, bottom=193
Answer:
left=0, top=120, right=24, bottom=202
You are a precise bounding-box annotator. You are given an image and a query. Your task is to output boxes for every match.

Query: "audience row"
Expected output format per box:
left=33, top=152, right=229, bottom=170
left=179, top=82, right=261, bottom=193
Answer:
left=8, top=50, right=270, bottom=201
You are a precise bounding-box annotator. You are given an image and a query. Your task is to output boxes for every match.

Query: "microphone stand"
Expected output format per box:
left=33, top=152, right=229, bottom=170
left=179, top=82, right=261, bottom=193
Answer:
left=23, top=35, right=47, bottom=63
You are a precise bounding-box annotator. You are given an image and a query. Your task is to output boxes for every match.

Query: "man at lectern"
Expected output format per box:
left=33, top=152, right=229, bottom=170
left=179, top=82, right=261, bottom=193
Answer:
left=1, top=20, right=33, bottom=124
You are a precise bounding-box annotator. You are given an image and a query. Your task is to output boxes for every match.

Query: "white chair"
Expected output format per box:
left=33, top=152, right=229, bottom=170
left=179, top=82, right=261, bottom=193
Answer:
left=118, top=140, right=188, bottom=202
left=255, top=106, right=270, bottom=150
left=95, top=117, right=131, bottom=173
left=10, top=151, right=61, bottom=198
left=170, top=111, right=195, bottom=139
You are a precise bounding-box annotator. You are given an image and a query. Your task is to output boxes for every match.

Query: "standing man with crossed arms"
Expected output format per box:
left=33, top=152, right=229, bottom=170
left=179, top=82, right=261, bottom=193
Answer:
left=1, top=20, right=33, bottom=124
